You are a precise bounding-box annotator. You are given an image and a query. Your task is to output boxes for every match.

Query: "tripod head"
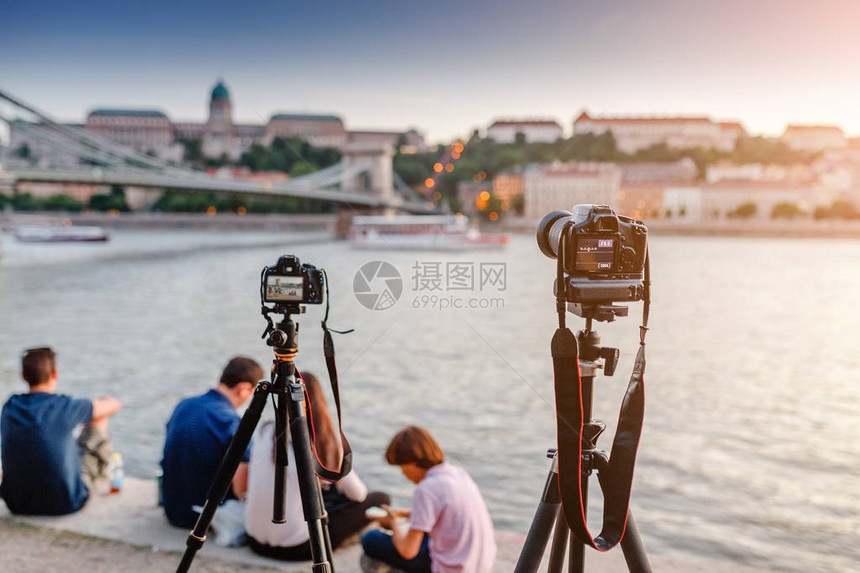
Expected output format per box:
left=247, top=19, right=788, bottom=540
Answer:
left=576, top=320, right=620, bottom=378
left=568, top=302, right=629, bottom=323
left=268, top=314, right=299, bottom=363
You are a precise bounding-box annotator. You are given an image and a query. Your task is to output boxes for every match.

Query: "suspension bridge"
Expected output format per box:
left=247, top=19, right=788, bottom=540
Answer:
left=0, top=89, right=436, bottom=213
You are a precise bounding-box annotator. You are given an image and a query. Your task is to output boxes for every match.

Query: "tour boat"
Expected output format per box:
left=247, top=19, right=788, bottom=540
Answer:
left=349, top=215, right=509, bottom=251
left=15, top=225, right=110, bottom=243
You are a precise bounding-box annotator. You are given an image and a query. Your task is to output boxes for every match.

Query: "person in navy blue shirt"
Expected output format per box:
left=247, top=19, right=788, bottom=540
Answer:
left=0, top=347, right=122, bottom=515
left=161, top=356, right=263, bottom=529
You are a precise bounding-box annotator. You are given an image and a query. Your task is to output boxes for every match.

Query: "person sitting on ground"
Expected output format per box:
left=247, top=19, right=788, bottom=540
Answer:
left=245, top=372, right=390, bottom=561
left=0, top=347, right=122, bottom=515
left=161, top=356, right=264, bottom=529
left=361, top=426, right=496, bottom=573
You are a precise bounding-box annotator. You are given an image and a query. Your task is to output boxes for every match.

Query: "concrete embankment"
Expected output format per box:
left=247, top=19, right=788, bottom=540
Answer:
left=0, top=212, right=338, bottom=232
left=4, top=211, right=860, bottom=239
left=0, top=478, right=778, bottom=572
left=499, top=216, right=860, bottom=238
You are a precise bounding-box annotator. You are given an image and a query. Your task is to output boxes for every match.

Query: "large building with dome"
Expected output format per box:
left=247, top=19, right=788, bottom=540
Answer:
left=9, top=80, right=425, bottom=167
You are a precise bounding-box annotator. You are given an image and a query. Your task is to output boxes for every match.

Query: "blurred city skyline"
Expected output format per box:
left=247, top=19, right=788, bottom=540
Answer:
left=3, top=0, right=860, bottom=143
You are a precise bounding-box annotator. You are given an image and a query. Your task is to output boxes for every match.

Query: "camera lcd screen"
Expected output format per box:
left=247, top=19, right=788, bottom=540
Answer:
left=575, top=237, right=615, bottom=271
left=265, top=275, right=304, bottom=302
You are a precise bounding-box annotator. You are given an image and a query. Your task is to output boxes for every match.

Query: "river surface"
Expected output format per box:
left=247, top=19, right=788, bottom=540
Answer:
left=0, top=229, right=857, bottom=572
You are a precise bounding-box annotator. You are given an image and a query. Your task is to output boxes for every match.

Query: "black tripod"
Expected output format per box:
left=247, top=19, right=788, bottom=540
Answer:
left=177, top=308, right=335, bottom=573
left=515, top=319, right=652, bottom=573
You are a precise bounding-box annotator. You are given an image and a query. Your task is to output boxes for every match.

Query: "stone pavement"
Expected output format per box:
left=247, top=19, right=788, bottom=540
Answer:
left=0, top=478, right=776, bottom=572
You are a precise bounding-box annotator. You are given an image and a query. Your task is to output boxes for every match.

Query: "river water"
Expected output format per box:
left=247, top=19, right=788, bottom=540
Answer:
left=0, top=229, right=857, bottom=572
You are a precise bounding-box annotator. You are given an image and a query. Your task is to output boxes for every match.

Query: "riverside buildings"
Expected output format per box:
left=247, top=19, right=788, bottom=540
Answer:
left=573, top=111, right=747, bottom=154
left=486, top=120, right=563, bottom=144
left=522, top=162, right=622, bottom=220
left=780, top=124, right=848, bottom=152
left=6, top=80, right=425, bottom=167
left=663, top=181, right=842, bottom=221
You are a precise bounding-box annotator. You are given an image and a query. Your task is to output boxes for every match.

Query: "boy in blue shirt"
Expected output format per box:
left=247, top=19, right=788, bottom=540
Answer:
left=0, top=347, right=122, bottom=515
left=161, top=356, right=263, bottom=528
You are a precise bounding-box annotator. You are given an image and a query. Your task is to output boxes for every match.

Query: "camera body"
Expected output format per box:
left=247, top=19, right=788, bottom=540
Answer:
left=262, top=255, right=324, bottom=306
left=537, top=205, right=647, bottom=308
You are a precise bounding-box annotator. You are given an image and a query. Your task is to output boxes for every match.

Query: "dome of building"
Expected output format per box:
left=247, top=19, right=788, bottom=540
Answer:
left=211, top=81, right=230, bottom=101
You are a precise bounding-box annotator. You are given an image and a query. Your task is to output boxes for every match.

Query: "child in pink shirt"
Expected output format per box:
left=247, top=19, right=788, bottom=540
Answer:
left=361, top=426, right=496, bottom=573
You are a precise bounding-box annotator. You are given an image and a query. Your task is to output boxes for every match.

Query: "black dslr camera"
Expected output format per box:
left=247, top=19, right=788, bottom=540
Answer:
left=261, top=255, right=324, bottom=308
left=537, top=205, right=647, bottom=320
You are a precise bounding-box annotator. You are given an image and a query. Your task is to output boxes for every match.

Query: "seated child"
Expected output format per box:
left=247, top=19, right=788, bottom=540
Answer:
left=361, top=426, right=496, bottom=573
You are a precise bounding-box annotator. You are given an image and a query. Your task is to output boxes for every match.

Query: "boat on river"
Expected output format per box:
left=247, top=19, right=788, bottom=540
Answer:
left=349, top=215, right=509, bottom=251
left=15, top=225, right=110, bottom=243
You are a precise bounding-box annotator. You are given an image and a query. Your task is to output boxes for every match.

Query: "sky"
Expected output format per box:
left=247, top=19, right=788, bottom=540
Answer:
left=3, top=0, right=860, bottom=143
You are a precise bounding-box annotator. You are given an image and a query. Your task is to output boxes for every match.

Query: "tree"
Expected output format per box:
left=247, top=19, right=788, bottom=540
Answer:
left=89, top=186, right=130, bottom=212
left=510, top=193, right=525, bottom=216
left=42, top=194, right=84, bottom=212
left=12, top=193, right=37, bottom=211
left=477, top=193, right=504, bottom=222
left=181, top=139, right=203, bottom=163
left=814, top=200, right=858, bottom=220
left=492, top=147, right=528, bottom=175
left=829, top=200, right=858, bottom=219
left=152, top=190, right=213, bottom=213
left=729, top=202, right=758, bottom=218
left=289, top=162, right=316, bottom=177
left=15, top=143, right=31, bottom=159
left=771, top=202, right=803, bottom=219
left=732, top=136, right=806, bottom=165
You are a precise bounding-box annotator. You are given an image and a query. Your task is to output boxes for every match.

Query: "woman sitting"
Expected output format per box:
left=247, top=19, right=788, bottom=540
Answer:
left=244, top=372, right=390, bottom=560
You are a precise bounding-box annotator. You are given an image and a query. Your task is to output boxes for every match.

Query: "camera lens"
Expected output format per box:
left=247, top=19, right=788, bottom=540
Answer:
left=536, top=210, right=574, bottom=259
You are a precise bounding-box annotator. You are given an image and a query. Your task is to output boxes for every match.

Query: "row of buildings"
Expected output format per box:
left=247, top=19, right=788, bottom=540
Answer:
left=486, top=112, right=853, bottom=154
left=6, top=80, right=426, bottom=168
left=458, top=152, right=860, bottom=222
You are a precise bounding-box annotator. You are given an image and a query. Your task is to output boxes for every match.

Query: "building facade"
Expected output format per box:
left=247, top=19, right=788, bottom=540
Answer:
left=780, top=125, right=848, bottom=151
left=84, top=109, right=173, bottom=156
left=617, top=158, right=698, bottom=218
left=664, top=181, right=842, bottom=221
left=492, top=170, right=524, bottom=209
left=523, top=162, right=622, bottom=220
left=487, top=120, right=563, bottom=144
left=573, top=110, right=746, bottom=154
left=6, top=80, right=425, bottom=167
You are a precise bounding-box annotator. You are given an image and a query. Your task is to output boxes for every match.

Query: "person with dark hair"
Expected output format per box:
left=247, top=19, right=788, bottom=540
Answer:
left=1, top=347, right=122, bottom=515
left=360, top=426, right=496, bottom=573
left=161, top=356, right=264, bottom=528
left=244, top=372, right=390, bottom=560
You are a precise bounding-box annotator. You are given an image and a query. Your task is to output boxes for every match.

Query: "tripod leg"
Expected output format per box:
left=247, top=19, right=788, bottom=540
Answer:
left=619, top=511, right=652, bottom=573
left=592, top=457, right=652, bottom=573
left=547, top=510, right=570, bottom=572
left=176, top=383, right=269, bottom=573
left=515, top=457, right=562, bottom=573
left=273, top=385, right=289, bottom=523
left=287, top=381, right=334, bottom=573
left=568, top=480, right=587, bottom=573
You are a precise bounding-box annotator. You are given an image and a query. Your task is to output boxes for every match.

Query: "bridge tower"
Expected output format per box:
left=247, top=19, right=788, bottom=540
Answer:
left=340, top=141, right=394, bottom=201
left=335, top=141, right=398, bottom=236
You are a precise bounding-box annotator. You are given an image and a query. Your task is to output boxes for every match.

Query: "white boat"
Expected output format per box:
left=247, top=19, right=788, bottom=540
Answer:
left=349, top=215, right=509, bottom=251
left=15, top=225, right=110, bottom=243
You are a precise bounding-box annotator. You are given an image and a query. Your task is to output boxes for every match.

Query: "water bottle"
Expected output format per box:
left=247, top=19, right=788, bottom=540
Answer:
left=108, top=453, right=124, bottom=494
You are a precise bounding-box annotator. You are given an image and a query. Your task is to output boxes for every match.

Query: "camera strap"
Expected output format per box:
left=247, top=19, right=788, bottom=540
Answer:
left=552, top=247, right=649, bottom=551
left=312, top=271, right=354, bottom=482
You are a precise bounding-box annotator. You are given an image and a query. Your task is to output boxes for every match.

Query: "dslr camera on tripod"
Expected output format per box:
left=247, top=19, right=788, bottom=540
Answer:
left=537, top=204, right=648, bottom=321
left=262, top=255, right=324, bottom=307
